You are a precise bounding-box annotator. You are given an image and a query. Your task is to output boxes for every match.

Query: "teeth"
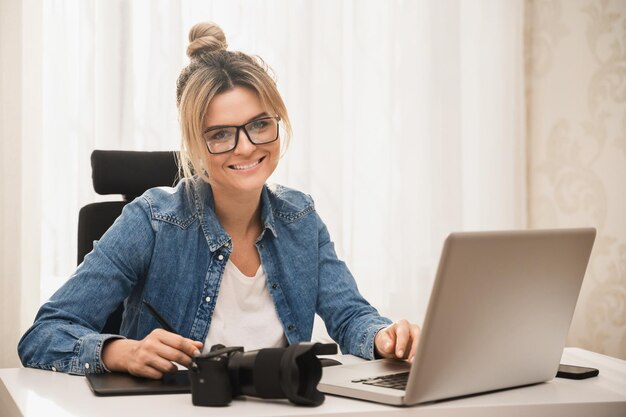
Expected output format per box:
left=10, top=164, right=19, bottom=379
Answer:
left=231, top=158, right=261, bottom=170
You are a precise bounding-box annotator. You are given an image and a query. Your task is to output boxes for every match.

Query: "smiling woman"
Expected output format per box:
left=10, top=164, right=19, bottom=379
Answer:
left=17, top=21, right=421, bottom=379
left=2, top=0, right=532, bottom=372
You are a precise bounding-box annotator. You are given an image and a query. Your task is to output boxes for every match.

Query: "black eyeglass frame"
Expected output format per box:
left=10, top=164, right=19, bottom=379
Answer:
left=202, top=116, right=281, bottom=155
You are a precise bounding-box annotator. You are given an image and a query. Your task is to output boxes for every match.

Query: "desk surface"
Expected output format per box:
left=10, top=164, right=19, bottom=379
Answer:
left=2, top=348, right=625, bottom=417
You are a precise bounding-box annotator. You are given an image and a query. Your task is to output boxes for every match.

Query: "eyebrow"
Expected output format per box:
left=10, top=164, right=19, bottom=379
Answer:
left=204, top=112, right=269, bottom=132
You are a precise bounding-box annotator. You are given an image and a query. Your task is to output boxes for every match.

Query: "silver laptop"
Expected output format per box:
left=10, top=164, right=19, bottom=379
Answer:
left=318, top=228, right=596, bottom=406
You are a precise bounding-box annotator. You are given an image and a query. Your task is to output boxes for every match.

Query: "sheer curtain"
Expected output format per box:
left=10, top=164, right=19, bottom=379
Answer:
left=2, top=0, right=526, bottom=366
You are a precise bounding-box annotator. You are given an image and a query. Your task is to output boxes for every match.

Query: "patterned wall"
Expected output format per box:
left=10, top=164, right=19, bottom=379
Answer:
left=525, top=0, right=626, bottom=359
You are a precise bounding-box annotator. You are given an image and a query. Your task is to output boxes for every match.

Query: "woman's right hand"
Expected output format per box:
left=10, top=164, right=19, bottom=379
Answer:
left=102, top=329, right=203, bottom=379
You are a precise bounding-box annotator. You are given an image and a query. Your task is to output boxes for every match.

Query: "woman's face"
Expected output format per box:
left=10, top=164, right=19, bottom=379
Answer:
left=202, top=86, right=280, bottom=196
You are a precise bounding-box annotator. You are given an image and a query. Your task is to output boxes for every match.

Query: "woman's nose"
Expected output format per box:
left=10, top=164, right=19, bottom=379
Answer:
left=233, top=128, right=256, bottom=155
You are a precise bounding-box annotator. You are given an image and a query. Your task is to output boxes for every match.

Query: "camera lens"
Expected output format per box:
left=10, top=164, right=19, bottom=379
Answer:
left=190, top=343, right=337, bottom=407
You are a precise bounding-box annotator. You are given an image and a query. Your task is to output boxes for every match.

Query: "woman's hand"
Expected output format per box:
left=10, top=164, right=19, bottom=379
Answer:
left=374, top=320, right=421, bottom=362
left=102, top=329, right=203, bottom=379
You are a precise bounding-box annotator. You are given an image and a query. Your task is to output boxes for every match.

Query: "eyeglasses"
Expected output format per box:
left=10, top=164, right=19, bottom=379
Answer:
left=202, top=116, right=281, bottom=154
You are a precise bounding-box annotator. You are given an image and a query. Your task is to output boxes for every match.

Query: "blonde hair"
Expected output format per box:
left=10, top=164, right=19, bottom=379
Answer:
left=176, top=22, right=292, bottom=182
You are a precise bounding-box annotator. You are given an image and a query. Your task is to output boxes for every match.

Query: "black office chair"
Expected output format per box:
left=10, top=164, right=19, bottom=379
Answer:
left=77, top=150, right=181, bottom=334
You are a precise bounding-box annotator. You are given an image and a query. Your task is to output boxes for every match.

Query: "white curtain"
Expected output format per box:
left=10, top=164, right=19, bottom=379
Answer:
left=1, top=0, right=526, bottom=366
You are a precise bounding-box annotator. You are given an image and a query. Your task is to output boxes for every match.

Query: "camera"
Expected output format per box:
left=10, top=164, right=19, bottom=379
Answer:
left=188, top=342, right=337, bottom=407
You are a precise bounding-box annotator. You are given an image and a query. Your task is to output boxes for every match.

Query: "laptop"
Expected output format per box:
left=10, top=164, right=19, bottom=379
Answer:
left=318, top=228, right=596, bottom=406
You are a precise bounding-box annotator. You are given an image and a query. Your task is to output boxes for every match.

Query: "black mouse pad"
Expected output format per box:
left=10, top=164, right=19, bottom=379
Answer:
left=86, top=370, right=190, bottom=396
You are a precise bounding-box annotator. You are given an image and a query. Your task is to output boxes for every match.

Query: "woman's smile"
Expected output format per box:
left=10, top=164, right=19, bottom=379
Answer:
left=229, top=156, right=266, bottom=171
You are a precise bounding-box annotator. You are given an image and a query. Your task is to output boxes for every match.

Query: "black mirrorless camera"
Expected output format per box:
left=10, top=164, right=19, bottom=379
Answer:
left=189, top=342, right=337, bottom=407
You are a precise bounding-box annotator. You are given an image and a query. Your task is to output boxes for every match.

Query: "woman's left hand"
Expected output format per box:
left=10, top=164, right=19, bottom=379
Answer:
left=374, top=320, right=421, bottom=362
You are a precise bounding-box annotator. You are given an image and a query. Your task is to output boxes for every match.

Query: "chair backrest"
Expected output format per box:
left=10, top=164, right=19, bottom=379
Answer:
left=77, top=150, right=180, bottom=334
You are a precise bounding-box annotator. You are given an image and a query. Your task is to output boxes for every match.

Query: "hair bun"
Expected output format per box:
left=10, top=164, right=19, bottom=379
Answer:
left=187, top=22, right=228, bottom=59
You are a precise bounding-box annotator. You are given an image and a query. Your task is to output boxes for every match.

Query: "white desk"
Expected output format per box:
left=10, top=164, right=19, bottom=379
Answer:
left=2, top=348, right=625, bottom=417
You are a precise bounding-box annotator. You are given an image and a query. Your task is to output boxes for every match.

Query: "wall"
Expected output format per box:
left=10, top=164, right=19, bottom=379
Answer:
left=526, top=0, right=626, bottom=359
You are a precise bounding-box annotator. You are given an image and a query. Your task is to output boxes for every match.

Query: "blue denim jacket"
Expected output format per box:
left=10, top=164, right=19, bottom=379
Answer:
left=18, top=179, right=391, bottom=375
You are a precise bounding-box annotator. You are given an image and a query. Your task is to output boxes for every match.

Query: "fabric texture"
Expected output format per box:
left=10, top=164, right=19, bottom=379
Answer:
left=18, top=179, right=392, bottom=375
left=203, top=260, right=287, bottom=352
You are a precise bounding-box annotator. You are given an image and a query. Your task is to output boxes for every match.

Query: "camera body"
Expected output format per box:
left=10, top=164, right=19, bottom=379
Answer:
left=189, top=346, right=242, bottom=406
left=189, top=342, right=337, bottom=407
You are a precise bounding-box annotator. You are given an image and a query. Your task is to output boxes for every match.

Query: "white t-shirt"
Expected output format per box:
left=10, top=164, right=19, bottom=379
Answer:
left=203, top=260, right=287, bottom=353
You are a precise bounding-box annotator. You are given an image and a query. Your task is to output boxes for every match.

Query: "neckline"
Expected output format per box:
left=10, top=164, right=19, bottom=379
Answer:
left=227, top=259, right=263, bottom=280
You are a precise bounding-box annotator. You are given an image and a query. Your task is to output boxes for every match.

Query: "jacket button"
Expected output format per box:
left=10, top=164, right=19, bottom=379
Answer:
left=205, top=296, right=211, bottom=303
left=218, top=254, right=224, bottom=261
left=288, top=324, right=295, bottom=331
left=271, top=283, right=278, bottom=289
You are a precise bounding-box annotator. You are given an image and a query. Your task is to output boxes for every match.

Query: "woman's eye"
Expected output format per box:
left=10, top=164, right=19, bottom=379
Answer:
left=249, top=120, right=268, bottom=130
left=210, top=129, right=233, bottom=140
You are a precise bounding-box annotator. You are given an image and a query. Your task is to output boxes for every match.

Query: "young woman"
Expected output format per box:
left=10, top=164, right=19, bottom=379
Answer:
left=18, top=22, right=420, bottom=379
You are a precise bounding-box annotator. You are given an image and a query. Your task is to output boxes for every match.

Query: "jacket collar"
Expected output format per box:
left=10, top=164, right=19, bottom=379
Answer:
left=192, top=179, right=278, bottom=252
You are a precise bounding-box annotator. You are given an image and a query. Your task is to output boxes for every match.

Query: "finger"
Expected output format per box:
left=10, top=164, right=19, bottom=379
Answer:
left=144, top=330, right=201, bottom=366
left=145, top=355, right=178, bottom=374
left=156, top=331, right=202, bottom=357
left=408, top=326, right=421, bottom=362
left=128, top=362, right=164, bottom=380
left=192, top=340, right=204, bottom=351
left=153, top=342, right=196, bottom=367
left=394, top=321, right=411, bottom=358
left=131, top=341, right=179, bottom=374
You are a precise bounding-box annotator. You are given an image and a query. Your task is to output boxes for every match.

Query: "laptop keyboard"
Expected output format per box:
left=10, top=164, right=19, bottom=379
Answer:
left=351, top=371, right=409, bottom=391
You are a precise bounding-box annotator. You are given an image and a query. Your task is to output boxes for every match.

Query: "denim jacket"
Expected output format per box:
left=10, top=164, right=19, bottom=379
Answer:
left=18, top=179, right=391, bottom=375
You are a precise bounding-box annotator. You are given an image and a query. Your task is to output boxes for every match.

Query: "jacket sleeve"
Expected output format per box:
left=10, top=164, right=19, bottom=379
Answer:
left=17, top=197, right=155, bottom=375
left=314, top=212, right=392, bottom=360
